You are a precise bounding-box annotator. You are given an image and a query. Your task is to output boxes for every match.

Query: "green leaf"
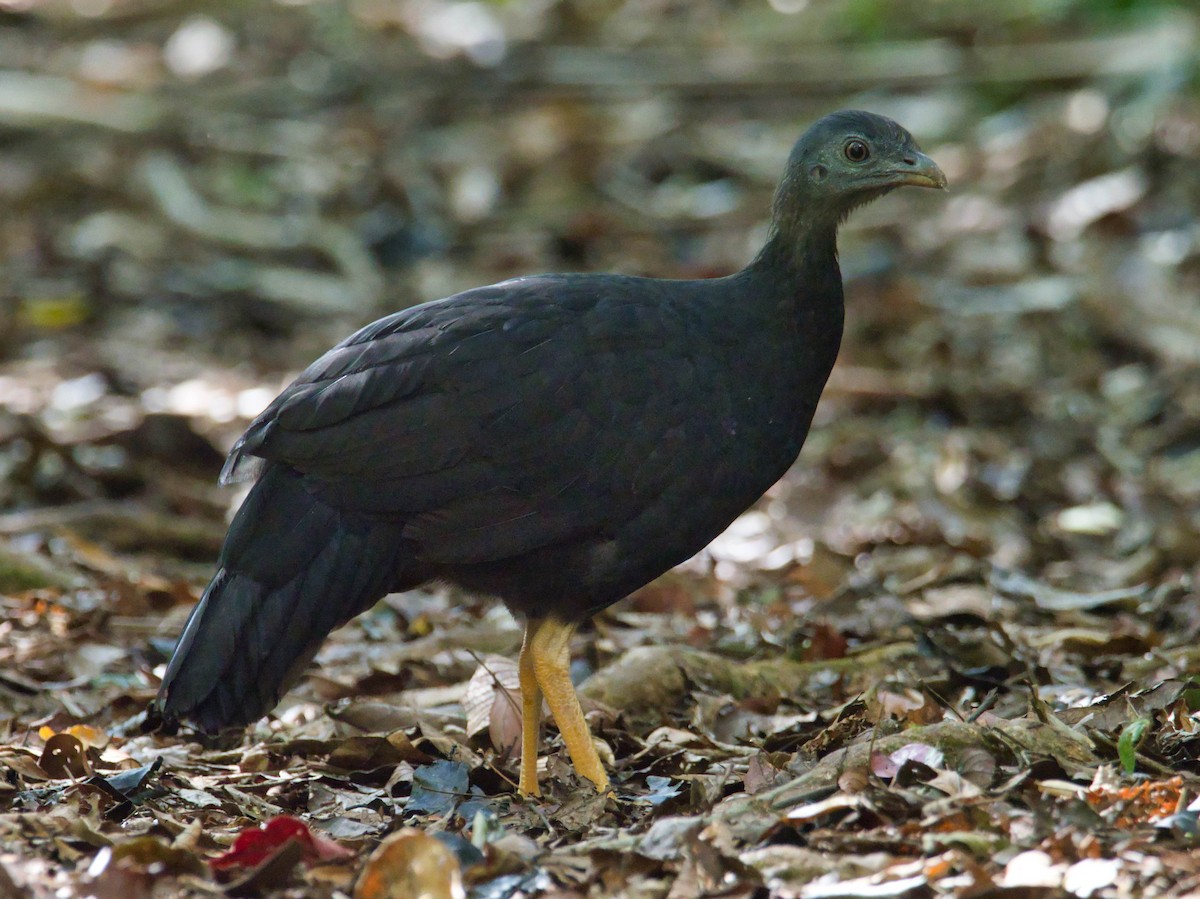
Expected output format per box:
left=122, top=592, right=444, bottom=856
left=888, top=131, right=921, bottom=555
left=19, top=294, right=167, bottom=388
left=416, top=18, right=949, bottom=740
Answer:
left=1180, top=687, right=1200, bottom=713
left=1117, top=717, right=1152, bottom=774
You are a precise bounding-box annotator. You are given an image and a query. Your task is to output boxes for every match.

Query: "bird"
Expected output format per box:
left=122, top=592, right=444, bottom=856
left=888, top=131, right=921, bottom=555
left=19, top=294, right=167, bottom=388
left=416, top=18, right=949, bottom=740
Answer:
left=152, top=110, right=946, bottom=797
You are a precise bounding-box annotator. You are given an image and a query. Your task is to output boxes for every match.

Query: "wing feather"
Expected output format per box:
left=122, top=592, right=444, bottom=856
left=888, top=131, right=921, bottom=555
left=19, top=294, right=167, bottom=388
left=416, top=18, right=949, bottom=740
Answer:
left=223, top=275, right=715, bottom=563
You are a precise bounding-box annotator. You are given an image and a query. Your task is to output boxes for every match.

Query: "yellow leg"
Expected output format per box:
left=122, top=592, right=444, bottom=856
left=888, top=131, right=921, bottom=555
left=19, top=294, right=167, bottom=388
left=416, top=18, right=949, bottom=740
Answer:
left=517, top=618, right=543, bottom=797
left=528, top=617, right=609, bottom=793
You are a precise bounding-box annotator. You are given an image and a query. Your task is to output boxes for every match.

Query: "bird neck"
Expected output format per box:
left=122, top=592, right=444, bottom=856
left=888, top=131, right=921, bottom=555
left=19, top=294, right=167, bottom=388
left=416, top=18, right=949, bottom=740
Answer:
left=744, top=215, right=844, bottom=315
left=737, top=216, right=846, bottom=423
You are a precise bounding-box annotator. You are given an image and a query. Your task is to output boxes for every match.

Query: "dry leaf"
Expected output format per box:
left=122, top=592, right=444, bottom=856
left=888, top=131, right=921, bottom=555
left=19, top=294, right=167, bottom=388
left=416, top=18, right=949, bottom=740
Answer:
left=354, top=829, right=465, bottom=899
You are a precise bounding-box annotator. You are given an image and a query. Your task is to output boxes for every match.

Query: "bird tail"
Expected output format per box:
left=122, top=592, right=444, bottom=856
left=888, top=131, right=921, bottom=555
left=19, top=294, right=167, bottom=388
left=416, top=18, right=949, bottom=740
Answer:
left=154, top=464, right=410, bottom=733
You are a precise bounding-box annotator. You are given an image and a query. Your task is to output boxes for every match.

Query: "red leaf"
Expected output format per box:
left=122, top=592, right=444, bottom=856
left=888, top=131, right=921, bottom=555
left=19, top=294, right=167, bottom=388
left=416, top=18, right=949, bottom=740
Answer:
left=210, top=816, right=353, bottom=871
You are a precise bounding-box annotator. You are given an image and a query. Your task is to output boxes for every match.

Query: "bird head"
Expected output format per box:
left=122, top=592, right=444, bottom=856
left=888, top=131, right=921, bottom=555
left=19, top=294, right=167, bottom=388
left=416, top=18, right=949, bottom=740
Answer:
left=772, top=110, right=947, bottom=236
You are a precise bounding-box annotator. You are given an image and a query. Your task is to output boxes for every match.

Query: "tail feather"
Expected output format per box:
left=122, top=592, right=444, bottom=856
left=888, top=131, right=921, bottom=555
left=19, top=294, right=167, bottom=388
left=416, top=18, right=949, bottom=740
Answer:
left=156, top=464, right=411, bottom=732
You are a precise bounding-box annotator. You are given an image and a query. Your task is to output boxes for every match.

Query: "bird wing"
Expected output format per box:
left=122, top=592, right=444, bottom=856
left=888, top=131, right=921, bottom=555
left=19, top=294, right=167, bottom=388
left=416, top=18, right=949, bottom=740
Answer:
left=225, top=275, right=724, bottom=565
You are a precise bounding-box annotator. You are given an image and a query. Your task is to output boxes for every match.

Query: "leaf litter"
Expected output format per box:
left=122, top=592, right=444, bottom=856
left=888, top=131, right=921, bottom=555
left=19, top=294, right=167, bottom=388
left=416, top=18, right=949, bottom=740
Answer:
left=2, top=2, right=1200, bottom=897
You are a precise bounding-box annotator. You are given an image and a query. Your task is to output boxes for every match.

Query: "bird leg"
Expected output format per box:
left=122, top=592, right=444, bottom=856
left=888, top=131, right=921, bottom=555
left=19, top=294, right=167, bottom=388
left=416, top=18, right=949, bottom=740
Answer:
left=526, top=616, right=610, bottom=793
left=517, top=618, right=544, bottom=797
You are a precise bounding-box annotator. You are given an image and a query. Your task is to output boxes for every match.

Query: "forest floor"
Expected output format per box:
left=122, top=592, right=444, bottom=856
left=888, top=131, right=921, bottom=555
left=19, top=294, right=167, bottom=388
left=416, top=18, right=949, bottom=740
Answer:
left=1, top=2, right=1200, bottom=896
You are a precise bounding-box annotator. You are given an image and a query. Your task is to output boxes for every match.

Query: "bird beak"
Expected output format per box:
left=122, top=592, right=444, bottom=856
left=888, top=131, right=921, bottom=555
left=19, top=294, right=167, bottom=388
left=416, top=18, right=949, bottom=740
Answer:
left=892, top=151, right=948, bottom=190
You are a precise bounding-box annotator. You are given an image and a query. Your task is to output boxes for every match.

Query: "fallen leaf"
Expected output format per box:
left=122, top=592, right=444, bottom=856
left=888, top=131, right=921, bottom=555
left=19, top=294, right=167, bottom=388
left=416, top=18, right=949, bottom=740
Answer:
left=407, top=760, right=471, bottom=816
left=38, top=724, right=107, bottom=749
left=209, top=816, right=353, bottom=871
left=1063, top=858, right=1120, bottom=898
left=354, top=828, right=465, bottom=899
left=462, top=655, right=522, bottom=757
left=39, top=733, right=91, bottom=779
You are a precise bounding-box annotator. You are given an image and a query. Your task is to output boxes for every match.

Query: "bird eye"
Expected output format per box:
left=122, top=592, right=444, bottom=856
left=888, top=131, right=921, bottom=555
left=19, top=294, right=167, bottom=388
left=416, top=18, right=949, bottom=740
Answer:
left=844, top=140, right=869, bottom=162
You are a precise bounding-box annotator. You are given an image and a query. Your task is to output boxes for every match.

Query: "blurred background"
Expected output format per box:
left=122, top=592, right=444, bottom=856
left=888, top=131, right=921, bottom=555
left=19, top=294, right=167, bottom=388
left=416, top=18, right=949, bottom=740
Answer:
left=0, top=0, right=1199, bottom=700
left=1, top=2, right=1200, bottom=892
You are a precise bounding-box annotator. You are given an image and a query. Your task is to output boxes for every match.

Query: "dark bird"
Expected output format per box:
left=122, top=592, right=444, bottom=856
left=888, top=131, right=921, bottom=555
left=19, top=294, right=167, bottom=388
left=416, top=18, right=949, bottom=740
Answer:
left=154, top=110, right=946, bottom=796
